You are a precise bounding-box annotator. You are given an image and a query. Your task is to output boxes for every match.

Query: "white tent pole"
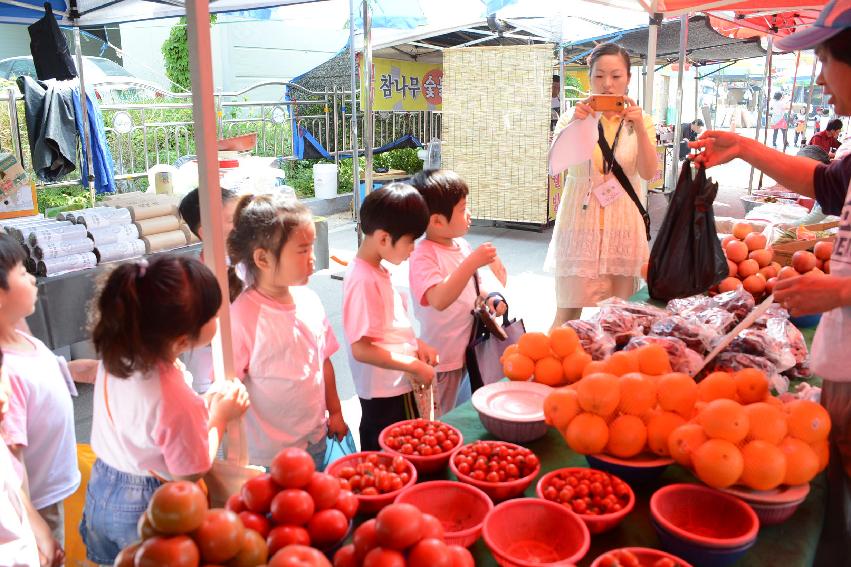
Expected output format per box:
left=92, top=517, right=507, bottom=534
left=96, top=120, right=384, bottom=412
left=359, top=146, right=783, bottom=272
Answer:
left=559, top=45, right=565, bottom=115
left=669, top=14, right=688, bottom=191
left=804, top=55, right=818, bottom=137
left=749, top=35, right=773, bottom=194
left=643, top=4, right=660, bottom=118
left=73, top=26, right=95, bottom=206
left=363, top=0, right=374, bottom=197
left=349, top=0, right=362, bottom=244
left=185, top=0, right=234, bottom=381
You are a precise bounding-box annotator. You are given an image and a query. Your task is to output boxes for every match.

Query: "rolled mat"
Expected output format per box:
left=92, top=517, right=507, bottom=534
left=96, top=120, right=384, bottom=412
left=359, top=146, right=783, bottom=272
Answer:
left=34, top=238, right=95, bottom=260
left=127, top=202, right=178, bottom=221
left=77, top=208, right=132, bottom=228
left=28, top=224, right=88, bottom=247
left=142, top=230, right=187, bottom=253
left=87, top=224, right=140, bottom=247
left=38, top=252, right=97, bottom=276
left=133, top=215, right=180, bottom=236
left=95, top=239, right=146, bottom=263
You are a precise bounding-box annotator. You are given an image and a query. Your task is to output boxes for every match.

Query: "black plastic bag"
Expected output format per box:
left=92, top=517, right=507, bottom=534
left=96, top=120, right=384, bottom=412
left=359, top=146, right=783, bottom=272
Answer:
left=647, top=163, right=727, bottom=300
left=28, top=3, right=77, bottom=82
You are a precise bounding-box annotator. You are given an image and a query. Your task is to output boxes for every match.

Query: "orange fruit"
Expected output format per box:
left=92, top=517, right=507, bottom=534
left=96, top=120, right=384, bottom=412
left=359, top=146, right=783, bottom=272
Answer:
left=503, top=353, right=534, bottom=381
left=740, top=440, right=787, bottom=491
left=698, top=372, right=738, bottom=402
left=657, top=373, right=698, bottom=418
left=549, top=327, right=580, bottom=358
left=698, top=399, right=749, bottom=444
left=606, top=351, right=640, bottom=376
left=646, top=411, right=687, bottom=457
left=811, top=439, right=829, bottom=472
left=576, top=373, right=620, bottom=417
left=785, top=400, right=831, bottom=443
left=764, top=395, right=785, bottom=409
left=617, top=373, right=657, bottom=417
left=543, top=388, right=581, bottom=430
left=518, top=332, right=552, bottom=361
left=734, top=368, right=769, bottom=404
left=744, top=402, right=787, bottom=444
left=607, top=415, right=648, bottom=458
left=500, top=344, right=520, bottom=364
left=534, top=356, right=565, bottom=387
left=692, top=439, right=745, bottom=489
left=562, top=350, right=592, bottom=384
left=582, top=360, right=609, bottom=378
left=779, top=437, right=820, bottom=485
left=668, top=423, right=707, bottom=467
left=564, top=412, right=609, bottom=455
left=636, top=345, right=672, bottom=376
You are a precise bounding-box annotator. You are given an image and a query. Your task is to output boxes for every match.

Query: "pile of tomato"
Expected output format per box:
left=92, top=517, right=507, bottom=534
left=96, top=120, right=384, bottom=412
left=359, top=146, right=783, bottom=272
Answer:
left=452, top=441, right=539, bottom=483
left=597, top=549, right=681, bottom=567
left=383, top=419, right=461, bottom=457
left=540, top=469, right=631, bottom=516
left=333, top=502, right=474, bottom=567
left=332, top=453, right=413, bottom=496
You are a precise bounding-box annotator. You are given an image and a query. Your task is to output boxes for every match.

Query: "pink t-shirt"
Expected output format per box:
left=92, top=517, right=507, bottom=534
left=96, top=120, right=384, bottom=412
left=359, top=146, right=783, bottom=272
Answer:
left=2, top=332, right=80, bottom=510
left=90, top=362, right=211, bottom=478
left=231, top=287, right=339, bottom=466
left=409, top=238, right=477, bottom=372
left=343, top=258, right=418, bottom=399
left=0, top=442, right=39, bottom=567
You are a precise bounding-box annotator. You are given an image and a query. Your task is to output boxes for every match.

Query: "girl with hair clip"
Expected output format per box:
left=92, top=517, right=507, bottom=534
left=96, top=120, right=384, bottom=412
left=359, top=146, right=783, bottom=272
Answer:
left=80, top=255, right=249, bottom=566
left=228, top=192, right=348, bottom=470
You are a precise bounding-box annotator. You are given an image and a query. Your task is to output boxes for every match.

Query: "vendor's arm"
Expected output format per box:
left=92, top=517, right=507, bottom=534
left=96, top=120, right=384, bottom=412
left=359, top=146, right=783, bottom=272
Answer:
left=774, top=275, right=851, bottom=316
left=623, top=98, right=657, bottom=180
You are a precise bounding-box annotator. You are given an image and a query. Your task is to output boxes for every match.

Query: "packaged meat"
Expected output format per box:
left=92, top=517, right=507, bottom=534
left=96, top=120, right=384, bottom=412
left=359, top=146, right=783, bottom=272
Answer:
left=711, top=328, right=796, bottom=372
left=624, top=335, right=702, bottom=375
left=705, top=352, right=789, bottom=394
left=650, top=316, right=715, bottom=354
left=562, top=320, right=615, bottom=361
left=666, top=295, right=713, bottom=316
left=765, top=317, right=812, bottom=380
left=710, top=288, right=755, bottom=321
left=753, top=304, right=790, bottom=327
left=686, top=307, right=737, bottom=335
left=595, top=297, right=668, bottom=331
left=590, top=308, right=642, bottom=347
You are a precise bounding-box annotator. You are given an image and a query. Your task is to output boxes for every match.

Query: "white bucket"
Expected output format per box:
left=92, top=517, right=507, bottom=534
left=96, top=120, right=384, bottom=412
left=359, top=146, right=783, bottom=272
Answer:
left=313, top=164, right=338, bottom=200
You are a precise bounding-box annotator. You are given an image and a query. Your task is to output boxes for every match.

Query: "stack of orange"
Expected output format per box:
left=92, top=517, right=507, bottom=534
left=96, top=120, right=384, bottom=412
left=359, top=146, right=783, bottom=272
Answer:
left=718, top=222, right=781, bottom=299
left=667, top=369, right=830, bottom=490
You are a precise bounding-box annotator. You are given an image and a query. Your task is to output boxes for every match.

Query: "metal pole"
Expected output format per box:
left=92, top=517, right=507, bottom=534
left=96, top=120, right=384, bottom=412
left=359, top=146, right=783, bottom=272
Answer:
left=747, top=37, right=773, bottom=194
left=559, top=45, right=565, bottom=115
left=643, top=7, right=660, bottom=117
left=786, top=50, right=801, bottom=147
left=694, top=69, right=699, bottom=121
left=757, top=36, right=775, bottom=191
left=668, top=15, right=688, bottom=191
left=349, top=0, right=362, bottom=244
left=363, top=0, right=374, bottom=198
left=804, top=56, right=818, bottom=140
left=73, top=27, right=95, bottom=205
left=7, top=87, right=24, bottom=165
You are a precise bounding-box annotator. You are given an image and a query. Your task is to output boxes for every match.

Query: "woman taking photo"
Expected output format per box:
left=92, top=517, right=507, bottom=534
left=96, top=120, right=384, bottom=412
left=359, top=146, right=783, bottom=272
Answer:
left=546, top=42, right=657, bottom=328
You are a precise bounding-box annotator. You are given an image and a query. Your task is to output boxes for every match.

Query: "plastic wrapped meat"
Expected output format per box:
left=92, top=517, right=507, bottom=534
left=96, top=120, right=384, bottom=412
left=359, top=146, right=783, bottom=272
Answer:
left=710, top=288, right=755, bottom=321
left=562, top=320, right=615, bottom=361
left=590, top=308, right=642, bottom=347
left=712, top=329, right=796, bottom=372
left=753, top=304, right=791, bottom=328
left=687, top=307, right=737, bottom=335
left=595, top=297, right=668, bottom=331
left=706, top=352, right=789, bottom=394
left=650, top=316, right=715, bottom=354
left=765, top=317, right=812, bottom=380
left=624, top=335, right=702, bottom=375
left=666, top=295, right=713, bottom=316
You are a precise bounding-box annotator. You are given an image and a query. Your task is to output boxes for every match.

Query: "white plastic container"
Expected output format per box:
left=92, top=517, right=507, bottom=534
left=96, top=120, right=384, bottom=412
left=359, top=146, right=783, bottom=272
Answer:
left=313, top=164, right=338, bottom=200
left=147, top=164, right=179, bottom=195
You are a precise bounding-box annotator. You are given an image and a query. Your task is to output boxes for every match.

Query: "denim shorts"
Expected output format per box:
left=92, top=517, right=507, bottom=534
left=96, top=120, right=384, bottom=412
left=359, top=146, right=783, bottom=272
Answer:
left=79, top=459, right=161, bottom=565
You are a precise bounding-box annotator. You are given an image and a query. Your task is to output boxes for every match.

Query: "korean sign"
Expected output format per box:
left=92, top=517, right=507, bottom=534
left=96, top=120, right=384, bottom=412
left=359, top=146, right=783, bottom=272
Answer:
left=361, top=57, right=443, bottom=112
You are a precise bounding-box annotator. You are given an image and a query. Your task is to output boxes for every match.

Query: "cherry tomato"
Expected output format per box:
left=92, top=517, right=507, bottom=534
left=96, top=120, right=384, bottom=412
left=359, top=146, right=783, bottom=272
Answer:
left=146, top=481, right=208, bottom=534
left=540, top=470, right=631, bottom=516
left=267, top=525, right=311, bottom=556
left=307, top=472, right=341, bottom=510
left=225, top=493, right=247, bottom=514
left=192, top=509, right=244, bottom=564
left=353, top=519, right=378, bottom=559
left=448, top=544, right=475, bottom=567
left=113, top=541, right=141, bottom=567
left=362, top=547, right=406, bottom=567
left=333, top=490, right=359, bottom=519
left=271, top=448, right=316, bottom=489
left=407, top=538, right=452, bottom=567
left=420, top=512, right=445, bottom=540
left=241, top=474, right=279, bottom=514
left=374, top=503, right=423, bottom=550
left=333, top=544, right=358, bottom=567
left=307, top=508, right=349, bottom=549
left=228, top=528, right=269, bottom=567
left=271, top=489, right=316, bottom=526
left=238, top=511, right=271, bottom=538
left=134, top=535, right=199, bottom=567
left=268, top=544, right=332, bottom=567
left=383, top=420, right=461, bottom=459
left=452, top=441, right=538, bottom=483
left=654, top=559, right=677, bottom=567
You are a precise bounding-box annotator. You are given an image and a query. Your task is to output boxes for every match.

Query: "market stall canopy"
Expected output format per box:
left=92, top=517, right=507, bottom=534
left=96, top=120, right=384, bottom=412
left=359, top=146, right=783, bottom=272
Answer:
left=708, top=11, right=822, bottom=39
left=592, top=0, right=827, bottom=18
left=0, top=0, right=325, bottom=26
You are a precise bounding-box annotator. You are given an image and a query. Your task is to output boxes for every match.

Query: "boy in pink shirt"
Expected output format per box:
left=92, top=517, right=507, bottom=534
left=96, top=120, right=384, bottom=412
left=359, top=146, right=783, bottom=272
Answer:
left=409, top=170, right=507, bottom=415
left=343, top=184, right=438, bottom=450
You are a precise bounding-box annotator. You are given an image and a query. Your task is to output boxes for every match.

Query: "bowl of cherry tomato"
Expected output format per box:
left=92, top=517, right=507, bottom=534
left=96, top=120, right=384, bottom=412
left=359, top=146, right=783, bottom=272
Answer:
left=395, top=480, right=493, bottom=547
left=326, top=451, right=417, bottom=514
left=379, top=418, right=464, bottom=475
left=591, top=547, right=694, bottom=567
left=536, top=468, right=635, bottom=534
left=449, top=440, right=541, bottom=502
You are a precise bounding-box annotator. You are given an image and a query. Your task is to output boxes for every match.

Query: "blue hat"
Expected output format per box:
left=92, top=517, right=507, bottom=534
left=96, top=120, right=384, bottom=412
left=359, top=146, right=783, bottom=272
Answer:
left=775, top=0, right=851, bottom=52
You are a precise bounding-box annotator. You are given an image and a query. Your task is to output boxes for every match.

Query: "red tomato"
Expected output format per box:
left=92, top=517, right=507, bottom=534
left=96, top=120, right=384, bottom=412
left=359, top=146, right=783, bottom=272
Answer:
left=333, top=490, right=359, bottom=519
left=227, top=528, right=269, bottom=567
left=191, top=509, right=244, bottom=564
left=307, top=472, right=341, bottom=510
left=352, top=519, right=378, bottom=560
left=654, top=559, right=677, bottom=567
left=270, top=489, right=315, bottom=526
left=238, top=511, right=271, bottom=538
left=113, top=541, right=141, bottom=567
left=271, top=448, right=316, bottom=489
left=225, top=493, right=247, bottom=514
left=241, top=474, right=279, bottom=515
left=420, top=513, right=445, bottom=540
left=134, top=535, right=200, bottom=567
left=147, top=481, right=208, bottom=534
left=374, top=503, right=423, bottom=550
left=333, top=544, right=358, bottom=567
left=407, top=538, right=453, bottom=567
left=447, top=545, right=475, bottom=567
left=267, top=525, right=311, bottom=555
left=268, top=544, right=332, bottom=567
left=137, top=512, right=160, bottom=540
left=307, top=508, right=349, bottom=549
left=362, top=547, right=406, bottom=567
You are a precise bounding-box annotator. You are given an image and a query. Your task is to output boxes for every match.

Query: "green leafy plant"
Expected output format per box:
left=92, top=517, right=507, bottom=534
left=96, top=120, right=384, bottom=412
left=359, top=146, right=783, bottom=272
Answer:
left=162, top=16, right=217, bottom=92
left=37, top=186, right=95, bottom=214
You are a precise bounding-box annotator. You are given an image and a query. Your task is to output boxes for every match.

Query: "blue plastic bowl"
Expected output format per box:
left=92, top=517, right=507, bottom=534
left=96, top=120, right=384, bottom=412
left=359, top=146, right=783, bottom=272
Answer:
left=790, top=313, right=822, bottom=329
left=652, top=519, right=755, bottom=567
left=585, top=454, right=672, bottom=484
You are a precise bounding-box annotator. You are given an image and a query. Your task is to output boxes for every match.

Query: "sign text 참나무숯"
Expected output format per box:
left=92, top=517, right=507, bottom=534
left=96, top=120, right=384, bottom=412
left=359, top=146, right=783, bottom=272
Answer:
left=361, top=57, right=443, bottom=111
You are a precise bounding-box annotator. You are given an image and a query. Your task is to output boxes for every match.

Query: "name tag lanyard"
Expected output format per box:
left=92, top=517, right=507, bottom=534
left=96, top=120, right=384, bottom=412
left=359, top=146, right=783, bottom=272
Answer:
left=583, top=119, right=625, bottom=210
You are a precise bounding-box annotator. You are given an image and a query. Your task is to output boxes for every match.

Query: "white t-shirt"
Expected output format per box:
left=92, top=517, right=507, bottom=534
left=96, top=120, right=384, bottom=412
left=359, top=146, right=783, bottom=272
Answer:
left=2, top=333, right=80, bottom=510
left=343, top=258, right=417, bottom=399
left=231, top=287, right=339, bottom=466
left=90, top=362, right=211, bottom=478
left=409, top=238, right=477, bottom=373
left=0, top=442, right=39, bottom=567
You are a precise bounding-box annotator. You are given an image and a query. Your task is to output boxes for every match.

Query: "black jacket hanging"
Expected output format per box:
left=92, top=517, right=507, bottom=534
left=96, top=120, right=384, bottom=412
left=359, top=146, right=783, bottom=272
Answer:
left=28, top=3, right=78, bottom=81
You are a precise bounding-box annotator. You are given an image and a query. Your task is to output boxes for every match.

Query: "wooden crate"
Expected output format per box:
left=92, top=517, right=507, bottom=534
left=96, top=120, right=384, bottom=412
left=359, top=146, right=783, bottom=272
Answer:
left=771, top=221, right=839, bottom=266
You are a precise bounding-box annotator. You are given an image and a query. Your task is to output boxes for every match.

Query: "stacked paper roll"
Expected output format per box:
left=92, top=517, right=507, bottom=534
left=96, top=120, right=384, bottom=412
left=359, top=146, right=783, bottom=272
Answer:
left=142, top=230, right=187, bottom=253
left=0, top=215, right=99, bottom=276
left=28, top=224, right=89, bottom=247
left=76, top=208, right=132, bottom=228
left=94, top=239, right=146, bottom=263
left=34, top=239, right=95, bottom=260
left=87, top=224, right=140, bottom=247
left=37, top=252, right=97, bottom=276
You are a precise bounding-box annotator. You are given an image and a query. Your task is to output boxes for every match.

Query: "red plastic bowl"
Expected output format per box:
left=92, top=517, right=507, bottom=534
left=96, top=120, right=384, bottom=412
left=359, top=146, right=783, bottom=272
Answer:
left=590, top=547, right=694, bottom=567
left=650, top=484, right=759, bottom=549
left=395, top=480, right=493, bottom=547
left=483, top=498, right=590, bottom=567
left=535, top=468, right=635, bottom=534
left=449, top=441, right=540, bottom=502
left=325, top=451, right=417, bottom=514
left=378, top=419, right=464, bottom=475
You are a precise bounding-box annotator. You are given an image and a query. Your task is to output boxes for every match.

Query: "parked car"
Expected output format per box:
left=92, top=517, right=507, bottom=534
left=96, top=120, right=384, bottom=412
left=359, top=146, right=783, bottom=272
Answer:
left=0, top=55, right=167, bottom=103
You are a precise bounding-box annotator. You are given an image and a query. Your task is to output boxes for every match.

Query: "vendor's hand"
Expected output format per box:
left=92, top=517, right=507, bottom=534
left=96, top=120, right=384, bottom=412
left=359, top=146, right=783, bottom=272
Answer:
left=416, top=339, right=439, bottom=367
left=622, top=96, right=644, bottom=128
left=327, top=411, right=348, bottom=442
left=410, top=360, right=436, bottom=387
left=571, top=99, right=594, bottom=123
left=467, top=243, right=498, bottom=269
left=688, top=130, right=744, bottom=168
left=209, top=380, right=250, bottom=423
left=774, top=275, right=851, bottom=316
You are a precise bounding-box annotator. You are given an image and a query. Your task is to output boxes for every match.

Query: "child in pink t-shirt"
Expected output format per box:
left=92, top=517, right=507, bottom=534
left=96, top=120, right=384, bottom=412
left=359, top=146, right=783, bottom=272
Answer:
left=81, top=255, right=249, bottom=565
left=343, top=183, right=439, bottom=451
left=227, top=193, right=348, bottom=469
left=408, top=170, right=507, bottom=416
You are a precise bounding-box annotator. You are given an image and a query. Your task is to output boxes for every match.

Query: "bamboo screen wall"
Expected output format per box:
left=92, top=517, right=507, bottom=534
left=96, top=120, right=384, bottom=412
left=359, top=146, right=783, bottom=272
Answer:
left=442, top=44, right=552, bottom=224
